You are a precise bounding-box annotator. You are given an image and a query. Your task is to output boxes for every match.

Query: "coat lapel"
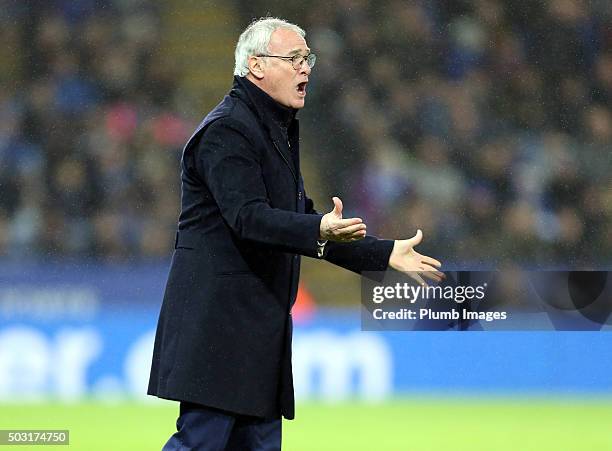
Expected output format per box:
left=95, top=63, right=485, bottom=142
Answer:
left=265, top=123, right=298, bottom=183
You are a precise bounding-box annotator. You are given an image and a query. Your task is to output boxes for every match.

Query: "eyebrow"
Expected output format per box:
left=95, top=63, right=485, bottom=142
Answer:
left=288, top=48, right=310, bottom=55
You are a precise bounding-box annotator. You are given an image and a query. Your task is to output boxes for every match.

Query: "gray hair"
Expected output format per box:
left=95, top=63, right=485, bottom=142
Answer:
left=234, top=17, right=305, bottom=77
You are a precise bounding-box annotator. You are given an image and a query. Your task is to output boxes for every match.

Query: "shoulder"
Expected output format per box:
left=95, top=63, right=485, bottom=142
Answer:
left=204, top=116, right=254, bottom=145
left=197, top=111, right=261, bottom=159
left=204, top=98, right=261, bottom=144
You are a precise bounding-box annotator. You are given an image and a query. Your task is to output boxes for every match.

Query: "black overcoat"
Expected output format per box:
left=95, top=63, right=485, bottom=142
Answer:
left=148, top=76, right=394, bottom=419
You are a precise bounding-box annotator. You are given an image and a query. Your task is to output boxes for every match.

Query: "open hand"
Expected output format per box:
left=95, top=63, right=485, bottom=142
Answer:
left=319, top=197, right=367, bottom=242
left=389, top=229, right=444, bottom=286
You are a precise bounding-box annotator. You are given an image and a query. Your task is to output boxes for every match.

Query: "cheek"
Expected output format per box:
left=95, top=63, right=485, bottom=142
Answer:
left=283, top=72, right=297, bottom=95
left=283, top=78, right=295, bottom=95
left=275, top=78, right=293, bottom=98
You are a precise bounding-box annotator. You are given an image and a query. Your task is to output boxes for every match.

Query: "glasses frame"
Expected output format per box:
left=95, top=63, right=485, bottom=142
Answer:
left=256, top=53, right=316, bottom=70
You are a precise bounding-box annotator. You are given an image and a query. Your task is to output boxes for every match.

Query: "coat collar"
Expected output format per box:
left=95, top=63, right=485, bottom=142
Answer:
left=230, top=76, right=297, bottom=129
left=230, top=76, right=300, bottom=183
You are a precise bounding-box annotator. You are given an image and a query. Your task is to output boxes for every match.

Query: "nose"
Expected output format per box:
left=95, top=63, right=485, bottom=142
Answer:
left=300, top=61, right=311, bottom=75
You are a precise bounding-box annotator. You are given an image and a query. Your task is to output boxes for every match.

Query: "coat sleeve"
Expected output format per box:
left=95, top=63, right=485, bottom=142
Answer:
left=304, top=191, right=394, bottom=274
left=196, top=117, right=322, bottom=257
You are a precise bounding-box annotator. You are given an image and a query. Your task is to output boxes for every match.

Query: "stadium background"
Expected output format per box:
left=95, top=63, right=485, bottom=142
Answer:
left=1, top=0, right=611, bottom=450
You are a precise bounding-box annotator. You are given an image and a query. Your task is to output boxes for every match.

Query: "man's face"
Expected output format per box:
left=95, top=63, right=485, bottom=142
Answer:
left=257, top=28, right=311, bottom=109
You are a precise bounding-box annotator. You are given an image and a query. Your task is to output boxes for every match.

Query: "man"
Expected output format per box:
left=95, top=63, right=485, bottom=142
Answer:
left=148, top=17, right=443, bottom=451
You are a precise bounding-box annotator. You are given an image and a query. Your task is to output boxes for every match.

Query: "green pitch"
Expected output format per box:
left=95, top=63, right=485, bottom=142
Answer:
left=1, top=398, right=611, bottom=450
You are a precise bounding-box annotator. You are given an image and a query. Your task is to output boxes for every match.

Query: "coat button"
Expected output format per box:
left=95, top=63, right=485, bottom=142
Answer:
left=297, top=191, right=303, bottom=200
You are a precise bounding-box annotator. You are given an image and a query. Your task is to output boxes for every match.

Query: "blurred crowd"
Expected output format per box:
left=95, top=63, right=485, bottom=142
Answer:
left=1, top=0, right=610, bottom=266
left=290, top=0, right=612, bottom=266
left=0, top=1, right=187, bottom=260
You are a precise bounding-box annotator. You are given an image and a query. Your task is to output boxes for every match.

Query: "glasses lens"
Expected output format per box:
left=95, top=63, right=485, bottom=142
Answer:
left=306, top=53, right=316, bottom=68
left=291, top=54, right=316, bottom=69
left=292, top=54, right=304, bottom=69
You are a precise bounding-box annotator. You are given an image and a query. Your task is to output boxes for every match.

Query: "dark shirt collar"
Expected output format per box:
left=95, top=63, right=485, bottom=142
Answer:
left=232, top=76, right=297, bottom=129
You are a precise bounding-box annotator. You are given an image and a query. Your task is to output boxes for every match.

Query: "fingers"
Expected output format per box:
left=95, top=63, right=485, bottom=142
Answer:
left=320, top=207, right=365, bottom=241
left=345, top=233, right=366, bottom=242
left=421, top=270, right=444, bottom=282
left=415, top=256, right=445, bottom=281
left=408, top=272, right=427, bottom=287
left=399, top=266, right=444, bottom=283
left=330, top=219, right=367, bottom=242
left=334, top=217, right=363, bottom=228
left=335, top=222, right=367, bottom=235
left=321, top=213, right=366, bottom=242
left=330, top=232, right=366, bottom=242
left=406, top=229, right=423, bottom=247
left=331, top=196, right=343, bottom=218
left=419, top=262, right=445, bottom=279
left=420, top=254, right=442, bottom=268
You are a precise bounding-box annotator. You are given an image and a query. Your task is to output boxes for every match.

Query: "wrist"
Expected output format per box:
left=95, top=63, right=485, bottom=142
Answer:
left=388, top=241, right=399, bottom=268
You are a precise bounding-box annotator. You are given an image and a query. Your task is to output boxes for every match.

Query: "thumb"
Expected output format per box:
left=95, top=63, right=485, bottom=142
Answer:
left=331, top=196, right=343, bottom=218
left=406, top=229, right=423, bottom=247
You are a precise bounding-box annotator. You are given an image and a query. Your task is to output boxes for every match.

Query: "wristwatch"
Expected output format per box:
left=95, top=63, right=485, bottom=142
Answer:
left=316, top=240, right=328, bottom=258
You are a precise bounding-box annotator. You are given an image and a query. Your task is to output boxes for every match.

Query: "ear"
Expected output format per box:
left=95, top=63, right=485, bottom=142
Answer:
left=248, top=55, right=265, bottom=79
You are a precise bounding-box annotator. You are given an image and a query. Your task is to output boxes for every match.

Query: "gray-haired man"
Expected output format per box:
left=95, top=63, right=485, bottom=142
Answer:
left=148, top=17, right=442, bottom=450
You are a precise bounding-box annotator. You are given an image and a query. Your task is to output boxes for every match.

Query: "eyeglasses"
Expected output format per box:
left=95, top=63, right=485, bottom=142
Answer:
left=257, top=53, right=317, bottom=70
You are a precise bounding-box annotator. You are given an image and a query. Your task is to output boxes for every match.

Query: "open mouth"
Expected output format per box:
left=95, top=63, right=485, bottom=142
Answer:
left=296, top=82, right=307, bottom=96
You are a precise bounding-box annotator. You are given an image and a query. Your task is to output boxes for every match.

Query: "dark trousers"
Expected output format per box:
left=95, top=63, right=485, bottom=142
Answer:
left=162, top=402, right=282, bottom=451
